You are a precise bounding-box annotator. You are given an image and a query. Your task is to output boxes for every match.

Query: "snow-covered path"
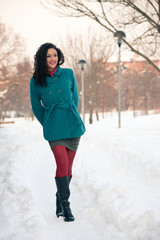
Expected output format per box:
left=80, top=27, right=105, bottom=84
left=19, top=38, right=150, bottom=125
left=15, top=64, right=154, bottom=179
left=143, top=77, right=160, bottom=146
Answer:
left=1, top=113, right=160, bottom=240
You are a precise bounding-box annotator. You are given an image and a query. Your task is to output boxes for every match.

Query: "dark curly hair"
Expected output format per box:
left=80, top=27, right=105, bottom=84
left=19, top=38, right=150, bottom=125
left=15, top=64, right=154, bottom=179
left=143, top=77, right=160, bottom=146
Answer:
left=33, top=43, right=65, bottom=86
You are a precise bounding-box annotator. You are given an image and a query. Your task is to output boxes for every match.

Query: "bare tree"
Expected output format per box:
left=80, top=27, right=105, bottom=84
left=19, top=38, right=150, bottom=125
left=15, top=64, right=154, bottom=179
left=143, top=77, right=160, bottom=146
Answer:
left=40, top=0, right=160, bottom=73
left=122, top=68, right=143, bottom=117
left=122, top=60, right=160, bottom=116
left=97, top=63, right=117, bottom=116
left=3, top=58, right=33, bottom=117
left=0, top=20, right=25, bottom=73
left=0, top=20, right=28, bottom=119
left=60, top=31, right=114, bottom=123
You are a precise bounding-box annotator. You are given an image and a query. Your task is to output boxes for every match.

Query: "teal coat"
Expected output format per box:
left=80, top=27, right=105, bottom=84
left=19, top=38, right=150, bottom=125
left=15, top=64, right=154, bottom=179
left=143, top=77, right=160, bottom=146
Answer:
left=30, top=66, right=86, bottom=141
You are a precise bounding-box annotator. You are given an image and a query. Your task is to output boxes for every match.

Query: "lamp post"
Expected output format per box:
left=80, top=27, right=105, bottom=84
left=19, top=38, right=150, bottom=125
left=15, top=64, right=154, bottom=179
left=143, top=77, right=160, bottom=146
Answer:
left=114, top=30, right=126, bottom=128
left=78, top=59, right=86, bottom=123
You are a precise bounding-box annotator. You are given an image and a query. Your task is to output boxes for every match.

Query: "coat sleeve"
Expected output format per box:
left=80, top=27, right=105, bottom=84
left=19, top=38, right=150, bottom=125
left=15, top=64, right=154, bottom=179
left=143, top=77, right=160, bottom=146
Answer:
left=30, top=77, right=44, bottom=125
left=72, top=70, right=79, bottom=108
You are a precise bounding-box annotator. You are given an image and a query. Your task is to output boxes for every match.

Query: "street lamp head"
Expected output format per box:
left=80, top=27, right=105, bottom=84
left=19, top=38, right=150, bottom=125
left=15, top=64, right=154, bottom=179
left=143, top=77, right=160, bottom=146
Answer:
left=114, top=30, right=126, bottom=47
left=78, top=59, right=86, bottom=71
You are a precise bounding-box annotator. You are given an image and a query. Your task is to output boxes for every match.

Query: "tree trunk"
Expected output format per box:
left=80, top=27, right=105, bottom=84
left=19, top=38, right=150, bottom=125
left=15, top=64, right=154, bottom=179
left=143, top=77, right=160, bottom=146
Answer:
left=132, top=92, right=136, bottom=118
left=95, top=109, right=99, bottom=121
left=89, top=106, right=93, bottom=124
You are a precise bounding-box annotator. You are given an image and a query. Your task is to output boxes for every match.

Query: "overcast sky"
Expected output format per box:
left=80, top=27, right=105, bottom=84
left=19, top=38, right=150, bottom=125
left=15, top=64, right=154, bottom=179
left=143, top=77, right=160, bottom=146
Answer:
left=0, top=0, right=92, bottom=59
left=0, top=0, right=133, bottom=62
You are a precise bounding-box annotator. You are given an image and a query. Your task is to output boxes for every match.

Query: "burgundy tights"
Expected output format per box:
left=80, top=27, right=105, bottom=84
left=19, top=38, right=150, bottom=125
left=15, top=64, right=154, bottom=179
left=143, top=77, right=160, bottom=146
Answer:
left=52, top=145, right=76, bottom=178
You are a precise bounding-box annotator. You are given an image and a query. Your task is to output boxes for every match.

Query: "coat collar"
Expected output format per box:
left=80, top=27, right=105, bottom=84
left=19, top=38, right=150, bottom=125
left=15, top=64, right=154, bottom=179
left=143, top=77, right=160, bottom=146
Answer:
left=53, top=66, right=62, bottom=76
left=46, top=66, right=62, bottom=84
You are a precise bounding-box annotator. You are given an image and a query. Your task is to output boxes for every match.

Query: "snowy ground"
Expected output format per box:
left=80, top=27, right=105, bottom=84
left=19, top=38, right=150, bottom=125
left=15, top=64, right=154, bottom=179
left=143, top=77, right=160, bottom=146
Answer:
left=1, top=112, right=160, bottom=240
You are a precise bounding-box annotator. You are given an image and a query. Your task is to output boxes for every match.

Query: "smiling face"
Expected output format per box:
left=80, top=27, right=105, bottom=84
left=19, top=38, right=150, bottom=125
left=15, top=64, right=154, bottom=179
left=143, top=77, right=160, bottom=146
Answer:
left=46, top=48, right=58, bottom=71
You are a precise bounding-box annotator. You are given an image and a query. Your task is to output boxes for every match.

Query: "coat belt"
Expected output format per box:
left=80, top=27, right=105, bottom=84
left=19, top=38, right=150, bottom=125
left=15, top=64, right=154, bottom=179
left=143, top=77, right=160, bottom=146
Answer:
left=44, top=101, right=81, bottom=124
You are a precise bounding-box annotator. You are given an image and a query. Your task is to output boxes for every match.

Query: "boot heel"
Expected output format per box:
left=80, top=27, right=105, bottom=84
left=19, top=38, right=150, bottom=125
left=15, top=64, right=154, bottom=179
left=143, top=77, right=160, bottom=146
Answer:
left=56, top=212, right=63, bottom=218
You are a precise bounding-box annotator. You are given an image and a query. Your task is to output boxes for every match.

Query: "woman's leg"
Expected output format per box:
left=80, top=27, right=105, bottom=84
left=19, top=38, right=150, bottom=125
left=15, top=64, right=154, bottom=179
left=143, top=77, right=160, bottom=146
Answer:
left=52, top=145, right=75, bottom=221
left=52, top=145, right=76, bottom=178
left=52, top=145, right=69, bottom=178
left=66, top=148, right=76, bottom=178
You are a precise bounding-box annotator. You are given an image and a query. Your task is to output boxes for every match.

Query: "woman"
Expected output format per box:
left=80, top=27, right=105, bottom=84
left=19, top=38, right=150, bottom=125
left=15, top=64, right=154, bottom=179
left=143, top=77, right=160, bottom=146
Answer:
left=30, top=43, right=85, bottom=222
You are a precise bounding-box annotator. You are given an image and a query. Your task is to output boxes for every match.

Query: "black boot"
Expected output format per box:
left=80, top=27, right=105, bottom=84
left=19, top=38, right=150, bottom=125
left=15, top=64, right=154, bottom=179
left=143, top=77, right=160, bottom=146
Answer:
left=56, top=176, right=72, bottom=218
left=55, top=176, right=75, bottom=222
